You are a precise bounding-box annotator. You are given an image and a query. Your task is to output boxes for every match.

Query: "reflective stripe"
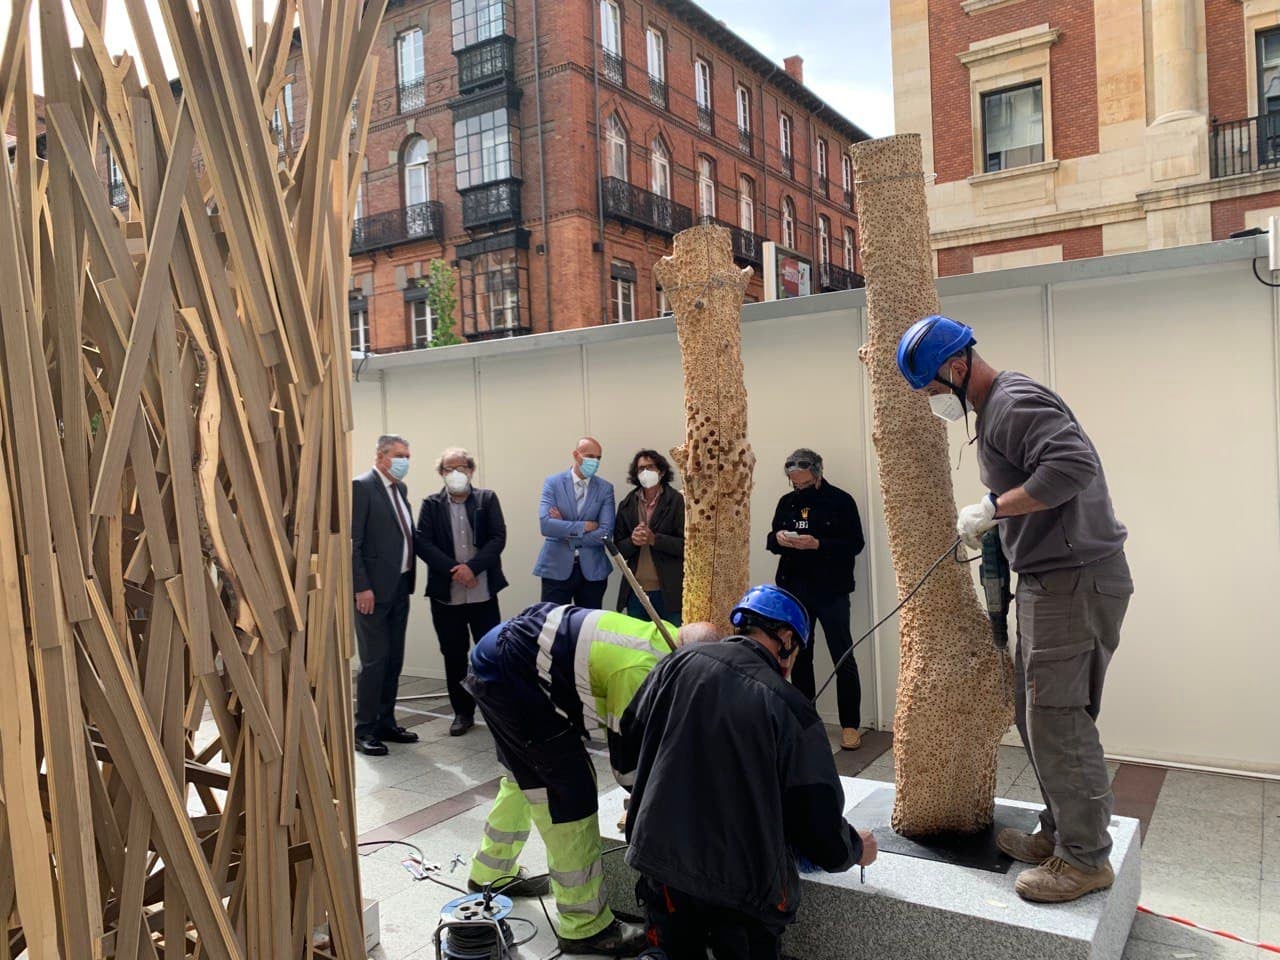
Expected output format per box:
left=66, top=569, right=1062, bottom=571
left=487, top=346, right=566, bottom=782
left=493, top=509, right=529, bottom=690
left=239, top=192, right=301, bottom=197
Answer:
left=556, top=892, right=609, bottom=917
left=523, top=787, right=549, bottom=805
left=574, top=610, right=606, bottom=727
left=611, top=767, right=635, bottom=788
left=550, top=858, right=604, bottom=889
left=604, top=712, right=622, bottom=733
left=535, top=605, right=569, bottom=690
left=484, top=823, right=530, bottom=845
left=475, top=850, right=519, bottom=872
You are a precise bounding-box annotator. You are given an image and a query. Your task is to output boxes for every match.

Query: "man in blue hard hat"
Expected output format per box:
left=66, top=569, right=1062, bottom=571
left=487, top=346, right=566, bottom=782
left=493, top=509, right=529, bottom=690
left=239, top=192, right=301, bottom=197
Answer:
left=615, top=585, right=876, bottom=958
left=896, top=315, right=1132, bottom=905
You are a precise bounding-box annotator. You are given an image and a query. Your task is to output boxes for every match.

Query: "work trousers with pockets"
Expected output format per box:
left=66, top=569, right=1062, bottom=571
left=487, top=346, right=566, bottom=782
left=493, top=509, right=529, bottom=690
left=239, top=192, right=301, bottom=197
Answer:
left=353, top=572, right=413, bottom=737
left=1014, top=550, right=1132, bottom=871
left=635, top=876, right=784, bottom=960
left=429, top=597, right=501, bottom=720
left=787, top=590, right=861, bottom=730
left=463, top=669, right=611, bottom=941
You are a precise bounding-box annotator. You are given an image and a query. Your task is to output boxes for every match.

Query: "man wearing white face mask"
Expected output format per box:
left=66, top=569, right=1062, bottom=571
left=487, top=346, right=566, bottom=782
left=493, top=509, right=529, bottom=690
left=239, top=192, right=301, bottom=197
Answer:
left=534, top=437, right=616, bottom=609
left=896, top=315, right=1132, bottom=906
left=415, top=447, right=508, bottom=735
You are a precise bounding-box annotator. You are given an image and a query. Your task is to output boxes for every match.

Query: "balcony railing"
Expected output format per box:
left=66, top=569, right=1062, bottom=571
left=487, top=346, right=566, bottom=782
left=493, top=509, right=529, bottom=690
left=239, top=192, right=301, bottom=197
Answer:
left=602, top=177, right=692, bottom=236
left=466, top=321, right=533, bottom=342
left=398, top=77, right=427, bottom=114
left=697, top=104, right=713, bottom=134
left=1210, top=113, right=1280, bottom=178
left=817, top=175, right=828, bottom=197
left=350, top=200, right=444, bottom=254
left=781, top=153, right=794, bottom=179
left=649, top=75, right=668, bottom=109
left=697, top=215, right=764, bottom=268
left=461, top=179, right=522, bottom=229
left=738, top=126, right=752, bottom=156
left=457, top=36, right=515, bottom=93
left=817, top=262, right=866, bottom=292
left=108, top=181, right=128, bottom=208
left=602, top=50, right=625, bottom=86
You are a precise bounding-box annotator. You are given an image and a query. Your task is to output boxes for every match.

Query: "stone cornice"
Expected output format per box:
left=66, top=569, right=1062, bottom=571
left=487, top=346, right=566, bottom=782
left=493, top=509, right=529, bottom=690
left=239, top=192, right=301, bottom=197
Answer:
left=961, top=0, right=1030, bottom=13
left=929, top=200, right=1143, bottom=249
left=958, top=25, right=1061, bottom=67
left=1136, top=168, right=1280, bottom=211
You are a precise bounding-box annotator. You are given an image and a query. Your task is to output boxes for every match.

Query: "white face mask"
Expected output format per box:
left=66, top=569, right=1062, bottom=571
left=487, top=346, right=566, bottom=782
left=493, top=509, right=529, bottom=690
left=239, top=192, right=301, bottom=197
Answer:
left=637, top=469, right=661, bottom=490
left=929, top=392, right=967, bottom=422
left=444, top=469, right=471, bottom=494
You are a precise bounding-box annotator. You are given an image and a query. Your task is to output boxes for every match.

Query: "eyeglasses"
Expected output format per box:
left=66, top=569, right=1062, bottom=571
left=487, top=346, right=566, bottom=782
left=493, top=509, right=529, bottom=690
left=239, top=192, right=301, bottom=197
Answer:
left=784, top=460, right=814, bottom=471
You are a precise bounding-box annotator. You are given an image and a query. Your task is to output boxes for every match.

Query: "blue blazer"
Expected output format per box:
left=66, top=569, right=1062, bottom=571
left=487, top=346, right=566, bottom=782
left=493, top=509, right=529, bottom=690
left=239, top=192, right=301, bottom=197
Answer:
left=533, top=469, right=616, bottom=582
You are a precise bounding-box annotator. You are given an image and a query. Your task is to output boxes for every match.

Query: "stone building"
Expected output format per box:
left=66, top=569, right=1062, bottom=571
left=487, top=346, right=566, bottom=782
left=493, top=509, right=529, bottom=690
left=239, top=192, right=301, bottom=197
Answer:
left=891, top=0, right=1280, bottom=275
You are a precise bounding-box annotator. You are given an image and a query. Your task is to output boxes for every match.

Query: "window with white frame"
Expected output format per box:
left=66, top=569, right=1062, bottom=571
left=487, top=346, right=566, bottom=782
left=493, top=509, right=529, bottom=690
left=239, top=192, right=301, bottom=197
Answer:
left=843, top=227, right=855, bottom=271
left=600, top=0, right=621, bottom=56
left=736, top=85, right=751, bottom=134
left=818, top=215, right=830, bottom=265
left=410, top=298, right=434, bottom=348
left=816, top=138, right=828, bottom=186
left=738, top=175, right=754, bottom=231
left=694, top=59, right=712, bottom=109
left=354, top=181, right=364, bottom=221
left=842, top=154, right=852, bottom=198
left=982, top=82, right=1043, bottom=173
left=605, top=114, right=628, bottom=179
left=697, top=156, right=715, bottom=218
left=398, top=28, right=425, bottom=93
left=779, top=113, right=792, bottom=161
left=350, top=301, right=370, bottom=353
left=482, top=260, right=519, bottom=329
left=404, top=137, right=431, bottom=206
left=272, top=81, right=294, bottom=150
left=781, top=197, right=795, bottom=248
left=611, top=261, right=635, bottom=322
left=451, top=0, right=512, bottom=51
left=656, top=284, right=671, bottom=317
left=107, top=151, right=125, bottom=205
left=650, top=138, right=670, bottom=198
left=646, top=28, right=665, bottom=84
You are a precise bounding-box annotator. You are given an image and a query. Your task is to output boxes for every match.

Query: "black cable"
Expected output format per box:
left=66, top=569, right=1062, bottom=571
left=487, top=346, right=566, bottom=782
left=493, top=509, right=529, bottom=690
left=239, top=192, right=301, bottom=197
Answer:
left=814, top=535, right=964, bottom=702
left=358, top=840, right=470, bottom=894
left=1254, top=257, right=1280, bottom=288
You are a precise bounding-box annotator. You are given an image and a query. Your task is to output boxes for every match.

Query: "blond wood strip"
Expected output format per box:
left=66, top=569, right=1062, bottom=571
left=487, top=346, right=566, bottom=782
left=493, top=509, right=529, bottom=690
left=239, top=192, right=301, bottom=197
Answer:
left=204, top=576, right=282, bottom=762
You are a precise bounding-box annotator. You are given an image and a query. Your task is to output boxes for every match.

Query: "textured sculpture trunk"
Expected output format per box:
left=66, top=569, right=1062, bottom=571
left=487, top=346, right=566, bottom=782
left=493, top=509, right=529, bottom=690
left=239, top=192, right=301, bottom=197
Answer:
left=655, top=226, right=754, bottom=632
left=849, top=135, right=1013, bottom=836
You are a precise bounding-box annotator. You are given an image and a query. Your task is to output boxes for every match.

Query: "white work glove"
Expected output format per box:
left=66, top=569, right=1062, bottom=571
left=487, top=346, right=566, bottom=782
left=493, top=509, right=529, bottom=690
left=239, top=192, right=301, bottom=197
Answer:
left=957, top=493, right=999, bottom=550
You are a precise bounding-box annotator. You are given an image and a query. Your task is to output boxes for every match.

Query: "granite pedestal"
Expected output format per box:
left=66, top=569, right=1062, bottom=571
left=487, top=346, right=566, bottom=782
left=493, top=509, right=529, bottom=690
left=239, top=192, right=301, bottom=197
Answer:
left=599, top=777, right=1141, bottom=960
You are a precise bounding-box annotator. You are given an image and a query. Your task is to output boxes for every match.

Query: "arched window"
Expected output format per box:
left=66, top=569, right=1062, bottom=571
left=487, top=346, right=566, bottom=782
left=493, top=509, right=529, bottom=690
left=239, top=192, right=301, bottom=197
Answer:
left=844, top=227, right=856, bottom=271
left=781, top=196, right=796, bottom=249
left=818, top=214, right=830, bottom=265
left=697, top=156, right=715, bottom=219
left=403, top=137, right=431, bottom=207
left=738, top=175, right=755, bottom=231
left=650, top=137, right=670, bottom=199
left=605, top=114, right=628, bottom=180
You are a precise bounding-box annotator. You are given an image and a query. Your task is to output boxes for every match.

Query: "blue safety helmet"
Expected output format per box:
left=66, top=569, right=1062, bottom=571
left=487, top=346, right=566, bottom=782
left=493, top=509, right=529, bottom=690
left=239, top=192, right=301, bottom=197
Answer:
left=896, top=315, right=976, bottom=389
left=730, top=585, right=810, bottom=647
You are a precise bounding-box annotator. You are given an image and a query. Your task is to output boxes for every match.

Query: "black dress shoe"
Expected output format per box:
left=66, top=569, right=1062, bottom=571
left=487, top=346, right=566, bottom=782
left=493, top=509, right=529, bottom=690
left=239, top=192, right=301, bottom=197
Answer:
left=449, top=715, right=475, bottom=737
left=558, top=920, right=648, bottom=955
left=376, top=725, right=420, bottom=744
left=354, top=735, right=388, bottom=756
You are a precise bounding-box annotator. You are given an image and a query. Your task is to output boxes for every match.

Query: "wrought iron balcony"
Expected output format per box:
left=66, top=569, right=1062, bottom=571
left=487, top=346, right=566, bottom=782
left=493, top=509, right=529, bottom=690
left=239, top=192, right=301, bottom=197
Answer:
left=350, top=200, right=444, bottom=254
left=649, top=76, right=668, bottom=109
left=697, top=105, right=713, bottom=134
left=602, top=177, right=692, bottom=236
left=398, top=77, right=427, bottom=114
left=457, top=36, right=515, bottom=94
left=108, top=181, right=128, bottom=208
left=781, top=153, right=794, bottom=179
left=602, top=50, right=625, bottom=86
left=738, top=126, right=752, bottom=156
left=817, top=175, right=829, bottom=197
left=697, top=215, right=763, bottom=268
left=461, top=179, right=522, bottom=229
left=817, top=262, right=865, bottom=292
left=1210, top=113, right=1280, bottom=178
left=466, top=320, right=532, bottom=342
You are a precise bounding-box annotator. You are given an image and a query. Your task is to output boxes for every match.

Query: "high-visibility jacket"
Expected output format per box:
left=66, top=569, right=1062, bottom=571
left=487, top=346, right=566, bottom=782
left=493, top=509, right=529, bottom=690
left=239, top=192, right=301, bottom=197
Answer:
left=470, top=602, right=675, bottom=785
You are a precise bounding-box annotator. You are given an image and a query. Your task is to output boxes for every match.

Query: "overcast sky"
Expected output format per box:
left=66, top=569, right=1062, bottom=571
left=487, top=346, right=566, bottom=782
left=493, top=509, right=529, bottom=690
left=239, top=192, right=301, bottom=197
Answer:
left=5, top=0, right=895, bottom=137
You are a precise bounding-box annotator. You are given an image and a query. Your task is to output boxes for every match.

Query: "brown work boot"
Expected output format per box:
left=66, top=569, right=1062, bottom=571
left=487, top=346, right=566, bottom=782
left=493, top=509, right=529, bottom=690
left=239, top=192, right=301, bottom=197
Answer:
left=841, top=728, right=862, bottom=750
left=997, top=828, right=1055, bottom=864
left=1015, top=856, right=1114, bottom=903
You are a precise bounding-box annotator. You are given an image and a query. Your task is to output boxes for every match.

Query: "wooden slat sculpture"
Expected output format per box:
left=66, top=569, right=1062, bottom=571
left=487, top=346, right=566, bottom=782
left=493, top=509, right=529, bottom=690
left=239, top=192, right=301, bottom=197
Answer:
left=849, top=135, right=1013, bottom=836
left=0, top=0, right=385, bottom=956
left=655, top=225, right=754, bottom=632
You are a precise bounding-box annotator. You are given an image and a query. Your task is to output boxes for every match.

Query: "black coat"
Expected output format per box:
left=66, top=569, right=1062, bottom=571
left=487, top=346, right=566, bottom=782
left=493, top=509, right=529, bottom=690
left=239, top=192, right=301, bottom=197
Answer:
left=413, top=487, right=508, bottom=603
left=766, top=480, right=865, bottom=597
left=616, top=638, right=861, bottom=926
left=352, top=469, right=417, bottom=601
left=613, top=485, right=685, bottom=615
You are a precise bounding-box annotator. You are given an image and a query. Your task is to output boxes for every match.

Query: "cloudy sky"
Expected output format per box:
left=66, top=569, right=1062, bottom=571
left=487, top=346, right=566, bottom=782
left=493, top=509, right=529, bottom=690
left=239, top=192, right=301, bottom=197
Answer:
left=4, top=0, right=896, bottom=137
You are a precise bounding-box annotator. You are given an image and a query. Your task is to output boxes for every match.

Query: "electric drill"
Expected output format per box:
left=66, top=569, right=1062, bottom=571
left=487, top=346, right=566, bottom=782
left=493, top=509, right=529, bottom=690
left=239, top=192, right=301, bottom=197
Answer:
left=978, top=527, right=1011, bottom=650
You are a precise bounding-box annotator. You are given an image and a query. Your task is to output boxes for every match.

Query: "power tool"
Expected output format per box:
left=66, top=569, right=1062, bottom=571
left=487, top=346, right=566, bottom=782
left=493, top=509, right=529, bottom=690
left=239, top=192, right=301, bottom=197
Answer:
left=978, top=526, right=1011, bottom=651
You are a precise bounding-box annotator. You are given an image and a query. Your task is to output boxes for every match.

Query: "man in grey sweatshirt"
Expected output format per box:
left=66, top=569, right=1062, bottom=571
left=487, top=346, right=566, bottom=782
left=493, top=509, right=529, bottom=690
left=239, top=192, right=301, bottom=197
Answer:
left=897, top=315, right=1133, bottom=905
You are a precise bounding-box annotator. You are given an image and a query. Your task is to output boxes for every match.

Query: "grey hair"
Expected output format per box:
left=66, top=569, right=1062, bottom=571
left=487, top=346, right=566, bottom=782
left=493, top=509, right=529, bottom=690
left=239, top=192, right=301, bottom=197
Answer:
left=674, top=621, right=721, bottom=647
left=435, top=447, right=476, bottom=473
left=786, top=447, right=823, bottom=479
left=376, top=434, right=409, bottom=454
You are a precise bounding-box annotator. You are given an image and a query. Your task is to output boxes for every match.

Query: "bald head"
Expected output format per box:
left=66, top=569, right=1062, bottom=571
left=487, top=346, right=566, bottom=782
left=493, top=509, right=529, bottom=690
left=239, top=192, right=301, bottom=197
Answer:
left=675, top=621, right=720, bottom=647
left=575, top=436, right=602, bottom=457
left=572, top=436, right=603, bottom=478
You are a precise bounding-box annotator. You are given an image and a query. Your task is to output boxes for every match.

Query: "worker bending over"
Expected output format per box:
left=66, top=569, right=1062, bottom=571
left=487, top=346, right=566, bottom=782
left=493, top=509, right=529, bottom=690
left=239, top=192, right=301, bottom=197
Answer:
left=897, top=316, right=1132, bottom=904
left=464, top=602, right=719, bottom=954
left=616, top=585, right=875, bottom=958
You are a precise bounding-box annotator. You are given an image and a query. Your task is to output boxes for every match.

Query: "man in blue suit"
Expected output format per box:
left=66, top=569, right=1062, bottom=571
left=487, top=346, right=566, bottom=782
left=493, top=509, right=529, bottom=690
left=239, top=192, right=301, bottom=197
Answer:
left=534, top=437, right=615, bottom=609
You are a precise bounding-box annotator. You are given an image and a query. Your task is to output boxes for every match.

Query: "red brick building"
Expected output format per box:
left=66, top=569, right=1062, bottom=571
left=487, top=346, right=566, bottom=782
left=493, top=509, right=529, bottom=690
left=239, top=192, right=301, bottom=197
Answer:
left=258, top=0, right=870, bottom=351
left=891, top=0, right=1280, bottom=276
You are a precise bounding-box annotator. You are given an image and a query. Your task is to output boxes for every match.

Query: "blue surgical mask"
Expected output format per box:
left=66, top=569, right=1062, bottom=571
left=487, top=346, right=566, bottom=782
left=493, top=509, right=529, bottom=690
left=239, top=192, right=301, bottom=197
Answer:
left=579, top=457, right=600, bottom=478
left=388, top=457, right=410, bottom=481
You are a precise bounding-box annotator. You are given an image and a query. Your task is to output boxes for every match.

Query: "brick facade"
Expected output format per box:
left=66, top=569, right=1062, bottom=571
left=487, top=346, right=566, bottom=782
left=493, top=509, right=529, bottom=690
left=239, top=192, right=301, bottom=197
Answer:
left=1206, top=0, right=1248, bottom=125
left=936, top=225, right=1103, bottom=277
left=1210, top=189, right=1280, bottom=239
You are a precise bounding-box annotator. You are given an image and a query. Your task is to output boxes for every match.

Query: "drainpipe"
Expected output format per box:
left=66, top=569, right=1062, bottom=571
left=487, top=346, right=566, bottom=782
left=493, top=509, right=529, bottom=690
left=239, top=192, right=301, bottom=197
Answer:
left=591, top=0, right=609, bottom=325
left=531, top=0, right=554, bottom=331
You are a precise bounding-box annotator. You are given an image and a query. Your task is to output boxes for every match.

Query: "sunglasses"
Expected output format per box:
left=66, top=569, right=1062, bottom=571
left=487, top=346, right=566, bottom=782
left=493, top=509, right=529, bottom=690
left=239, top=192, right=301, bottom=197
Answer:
left=784, top=460, right=814, bottom=471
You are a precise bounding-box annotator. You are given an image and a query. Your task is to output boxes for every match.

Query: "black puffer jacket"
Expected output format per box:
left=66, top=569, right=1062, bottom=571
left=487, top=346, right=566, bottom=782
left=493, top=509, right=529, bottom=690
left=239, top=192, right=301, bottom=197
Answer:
left=616, top=638, right=861, bottom=925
